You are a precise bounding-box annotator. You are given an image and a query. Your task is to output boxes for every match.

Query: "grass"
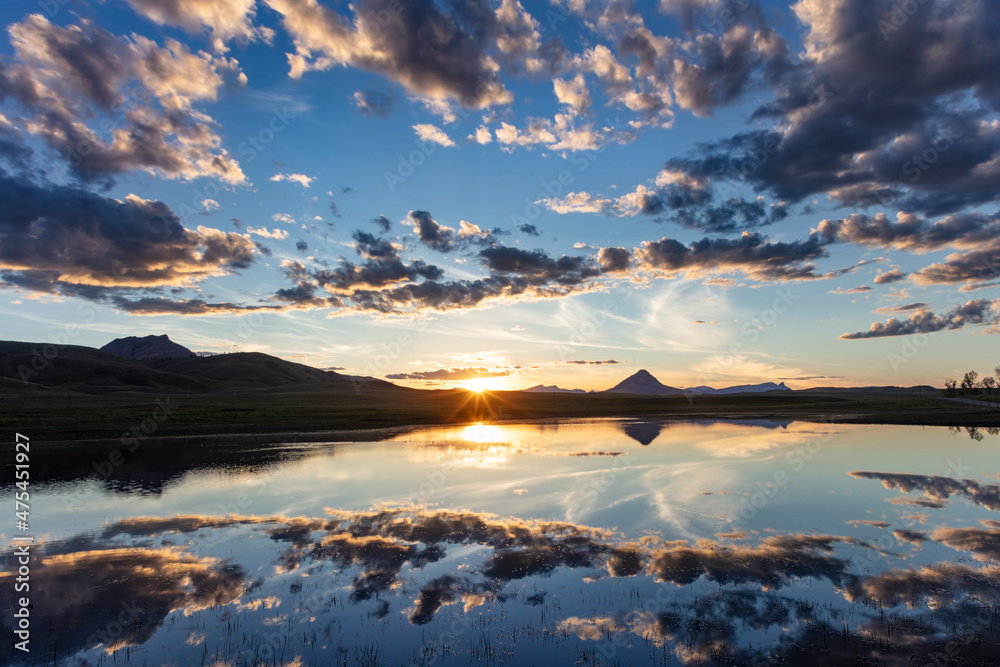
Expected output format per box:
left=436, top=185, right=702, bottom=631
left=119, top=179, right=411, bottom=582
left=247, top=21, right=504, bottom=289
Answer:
left=4, top=383, right=1000, bottom=446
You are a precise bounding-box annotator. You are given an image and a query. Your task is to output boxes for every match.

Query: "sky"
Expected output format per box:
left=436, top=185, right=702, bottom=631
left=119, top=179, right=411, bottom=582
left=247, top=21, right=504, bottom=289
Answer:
left=1, top=0, right=999, bottom=391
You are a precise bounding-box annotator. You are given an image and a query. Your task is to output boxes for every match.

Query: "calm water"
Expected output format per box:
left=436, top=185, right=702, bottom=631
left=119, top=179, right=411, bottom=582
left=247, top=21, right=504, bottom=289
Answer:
left=2, top=419, right=999, bottom=665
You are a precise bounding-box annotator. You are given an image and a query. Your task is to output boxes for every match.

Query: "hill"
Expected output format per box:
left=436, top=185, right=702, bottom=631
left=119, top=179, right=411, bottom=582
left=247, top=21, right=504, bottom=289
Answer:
left=522, top=384, right=587, bottom=394
left=604, top=369, right=684, bottom=396
left=101, top=334, right=195, bottom=361
left=0, top=341, right=400, bottom=394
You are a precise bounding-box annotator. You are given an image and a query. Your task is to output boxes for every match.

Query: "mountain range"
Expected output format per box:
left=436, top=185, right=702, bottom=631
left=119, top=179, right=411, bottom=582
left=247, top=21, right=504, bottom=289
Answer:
left=552, top=369, right=791, bottom=396
left=4, top=335, right=794, bottom=396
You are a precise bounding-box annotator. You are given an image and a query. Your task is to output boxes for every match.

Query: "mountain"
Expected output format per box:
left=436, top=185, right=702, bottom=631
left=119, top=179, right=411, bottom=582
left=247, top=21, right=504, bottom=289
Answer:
left=522, top=384, right=587, bottom=394
left=0, top=340, right=403, bottom=394
left=685, top=382, right=791, bottom=395
left=100, top=335, right=195, bottom=361
left=604, top=369, right=684, bottom=396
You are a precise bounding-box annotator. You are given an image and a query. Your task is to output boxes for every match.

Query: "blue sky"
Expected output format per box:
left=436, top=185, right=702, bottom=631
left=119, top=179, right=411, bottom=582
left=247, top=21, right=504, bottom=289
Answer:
left=1, top=0, right=999, bottom=390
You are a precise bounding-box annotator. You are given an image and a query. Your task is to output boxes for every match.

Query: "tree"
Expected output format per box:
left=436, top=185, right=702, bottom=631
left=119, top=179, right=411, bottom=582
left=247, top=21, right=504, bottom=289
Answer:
left=962, top=371, right=979, bottom=395
left=984, top=376, right=998, bottom=399
left=944, top=378, right=957, bottom=397
left=995, top=365, right=1000, bottom=388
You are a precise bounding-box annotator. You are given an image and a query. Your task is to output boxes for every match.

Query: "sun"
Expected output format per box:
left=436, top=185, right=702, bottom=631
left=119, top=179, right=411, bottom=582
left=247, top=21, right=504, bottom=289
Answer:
left=460, top=378, right=496, bottom=392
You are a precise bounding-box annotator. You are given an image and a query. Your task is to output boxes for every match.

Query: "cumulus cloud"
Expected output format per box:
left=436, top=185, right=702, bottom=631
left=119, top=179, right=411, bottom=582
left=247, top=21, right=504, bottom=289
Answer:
left=122, top=0, right=271, bottom=52
left=665, top=0, right=1000, bottom=215
left=0, top=173, right=255, bottom=298
left=850, top=471, right=1000, bottom=512
left=246, top=227, right=289, bottom=240
left=839, top=299, right=1000, bottom=339
left=634, top=231, right=832, bottom=282
left=873, top=269, right=907, bottom=285
left=264, top=0, right=512, bottom=107
left=270, top=173, right=314, bottom=187
left=0, top=15, right=246, bottom=184
left=413, top=123, right=455, bottom=147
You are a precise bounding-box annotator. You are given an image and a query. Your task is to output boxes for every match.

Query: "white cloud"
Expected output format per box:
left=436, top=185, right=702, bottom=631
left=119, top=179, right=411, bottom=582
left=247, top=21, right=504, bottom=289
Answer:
left=270, top=173, right=314, bottom=188
left=413, top=123, right=456, bottom=147
left=200, top=198, right=220, bottom=211
left=272, top=213, right=295, bottom=224
left=469, top=125, right=493, bottom=144
left=247, top=227, right=290, bottom=240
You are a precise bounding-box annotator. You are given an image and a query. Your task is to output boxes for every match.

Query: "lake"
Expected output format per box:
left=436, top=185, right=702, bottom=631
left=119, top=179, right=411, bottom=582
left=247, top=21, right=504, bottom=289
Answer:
left=3, top=419, right=999, bottom=665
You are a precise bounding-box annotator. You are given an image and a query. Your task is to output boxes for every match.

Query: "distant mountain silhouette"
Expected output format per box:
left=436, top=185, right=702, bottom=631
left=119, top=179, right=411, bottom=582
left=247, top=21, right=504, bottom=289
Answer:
left=522, top=384, right=587, bottom=394
left=684, top=382, right=791, bottom=395
left=101, top=335, right=195, bottom=361
left=0, top=340, right=401, bottom=395
left=604, top=369, right=684, bottom=396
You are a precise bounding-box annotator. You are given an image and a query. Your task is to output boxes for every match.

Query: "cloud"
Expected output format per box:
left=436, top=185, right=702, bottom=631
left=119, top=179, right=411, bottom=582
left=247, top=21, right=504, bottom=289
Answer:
left=872, top=302, right=928, bottom=314
left=0, top=173, right=255, bottom=298
left=385, top=367, right=512, bottom=381
left=829, top=285, right=871, bottom=294
left=247, top=227, right=289, bottom=240
left=873, top=269, right=907, bottom=285
left=0, top=15, right=246, bottom=184
left=264, top=0, right=512, bottom=107
left=122, top=0, right=271, bottom=52
left=413, top=123, right=455, bottom=147
left=850, top=471, right=1000, bottom=512
left=665, top=0, right=1000, bottom=215
left=911, top=243, right=1000, bottom=286
left=109, top=296, right=286, bottom=316
left=0, top=546, right=243, bottom=656
left=469, top=125, right=493, bottom=144
left=553, top=73, right=592, bottom=113
left=816, top=212, right=1000, bottom=253
left=371, top=215, right=392, bottom=232
left=270, top=173, right=315, bottom=188
left=565, top=359, right=621, bottom=365
left=518, top=223, right=540, bottom=236
left=634, top=231, right=831, bottom=282
left=199, top=198, right=220, bottom=212
left=931, top=526, right=1000, bottom=562
left=272, top=213, right=295, bottom=224
left=352, top=89, right=394, bottom=117
left=839, top=299, right=1000, bottom=339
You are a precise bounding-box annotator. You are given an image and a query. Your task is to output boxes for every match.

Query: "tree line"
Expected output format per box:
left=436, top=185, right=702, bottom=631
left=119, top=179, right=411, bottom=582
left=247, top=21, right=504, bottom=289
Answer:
left=943, top=366, right=1000, bottom=397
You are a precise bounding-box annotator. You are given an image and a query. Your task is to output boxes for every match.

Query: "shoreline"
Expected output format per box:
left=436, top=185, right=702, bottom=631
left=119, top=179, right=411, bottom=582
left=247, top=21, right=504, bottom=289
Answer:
left=22, top=406, right=999, bottom=450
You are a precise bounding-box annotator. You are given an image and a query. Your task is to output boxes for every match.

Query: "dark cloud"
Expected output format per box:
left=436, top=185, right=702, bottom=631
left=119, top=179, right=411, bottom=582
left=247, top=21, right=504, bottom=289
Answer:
left=664, top=0, right=1000, bottom=215
left=0, top=15, right=245, bottom=184
left=873, top=269, right=907, bottom=284
left=565, top=359, right=622, bottom=365
left=931, top=526, right=1000, bottom=562
left=266, top=0, right=512, bottom=107
left=295, top=239, right=308, bottom=253
left=911, top=243, right=1000, bottom=286
left=634, top=231, right=831, bottom=282
left=816, top=212, right=1000, bottom=253
left=0, top=172, right=256, bottom=297
left=480, top=245, right=601, bottom=284
left=353, top=88, right=394, bottom=117
left=850, top=471, right=1000, bottom=512
left=385, top=367, right=512, bottom=381
left=0, top=546, right=243, bottom=657
left=371, top=214, right=392, bottom=232
left=518, top=223, right=540, bottom=236
left=408, top=210, right=458, bottom=253
left=109, top=296, right=285, bottom=316
left=839, top=299, right=999, bottom=339
left=647, top=534, right=866, bottom=590
left=597, top=246, right=633, bottom=273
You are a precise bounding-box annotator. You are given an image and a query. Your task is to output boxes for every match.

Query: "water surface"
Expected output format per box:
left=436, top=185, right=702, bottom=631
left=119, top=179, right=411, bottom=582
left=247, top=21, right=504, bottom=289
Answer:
left=3, top=419, right=999, bottom=665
